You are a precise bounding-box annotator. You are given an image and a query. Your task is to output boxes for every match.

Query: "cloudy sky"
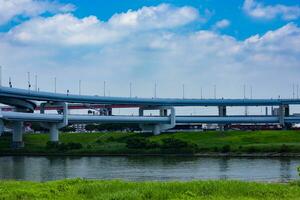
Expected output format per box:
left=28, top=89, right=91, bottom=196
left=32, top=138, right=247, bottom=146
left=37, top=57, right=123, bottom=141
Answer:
left=0, top=0, right=300, bottom=107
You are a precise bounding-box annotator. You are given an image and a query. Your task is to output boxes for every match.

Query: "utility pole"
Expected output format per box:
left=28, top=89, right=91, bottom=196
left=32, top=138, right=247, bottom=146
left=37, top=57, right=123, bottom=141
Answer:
left=214, top=85, right=216, bottom=99
left=201, top=87, right=203, bottom=99
left=293, top=84, right=295, bottom=99
left=250, top=86, right=253, bottom=99
left=103, top=81, right=106, bottom=97
left=9, top=77, right=12, bottom=88
left=35, top=75, right=38, bottom=91
left=297, top=84, right=299, bottom=99
left=154, top=82, right=157, bottom=98
left=54, top=77, right=57, bottom=93
left=129, top=82, right=132, bottom=98
left=79, top=80, right=81, bottom=95
left=182, top=84, right=185, bottom=99
left=27, top=72, right=31, bottom=91
left=244, top=84, right=248, bottom=116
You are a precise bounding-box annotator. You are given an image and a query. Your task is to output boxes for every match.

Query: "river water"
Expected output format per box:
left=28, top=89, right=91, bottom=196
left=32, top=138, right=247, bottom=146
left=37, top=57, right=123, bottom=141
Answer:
left=0, top=156, right=299, bottom=182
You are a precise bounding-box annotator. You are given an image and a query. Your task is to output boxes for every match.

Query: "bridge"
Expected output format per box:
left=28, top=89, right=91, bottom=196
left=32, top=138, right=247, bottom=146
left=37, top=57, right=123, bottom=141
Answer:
left=0, top=86, right=300, bottom=148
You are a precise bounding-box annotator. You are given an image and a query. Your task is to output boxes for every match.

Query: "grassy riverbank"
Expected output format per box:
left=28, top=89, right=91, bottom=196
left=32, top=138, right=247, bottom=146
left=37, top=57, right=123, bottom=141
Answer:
left=1, top=178, right=300, bottom=200
left=1, top=130, right=300, bottom=155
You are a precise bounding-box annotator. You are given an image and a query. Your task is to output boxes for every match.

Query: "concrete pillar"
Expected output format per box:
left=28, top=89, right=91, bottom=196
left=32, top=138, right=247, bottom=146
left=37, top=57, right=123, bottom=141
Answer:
left=49, top=124, right=59, bottom=142
left=0, top=120, right=4, bottom=136
left=218, top=106, right=226, bottom=131
left=40, top=102, right=68, bottom=143
left=12, top=121, right=24, bottom=148
left=139, top=106, right=176, bottom=135
left=279, top=104, right=290, bottom=129
left=153, top=125, right=161, bottom=135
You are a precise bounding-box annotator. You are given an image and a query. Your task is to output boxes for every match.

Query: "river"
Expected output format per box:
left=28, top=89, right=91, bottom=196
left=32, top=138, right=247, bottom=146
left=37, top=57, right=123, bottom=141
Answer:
left=0, top=156, right=299, bottom=182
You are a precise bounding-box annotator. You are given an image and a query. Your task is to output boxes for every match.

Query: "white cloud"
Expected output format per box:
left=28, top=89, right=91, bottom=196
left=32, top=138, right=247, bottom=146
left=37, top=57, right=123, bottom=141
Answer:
left=212, top=19, right=230, bottom=30
left=6, top=14, right=124, bottom=45
left=109, top=4, right=199, bottom=30
left=0, top=0, right=75, bottom=25
left=0, top=4, right=299, bottom=109
left=243, top=0, right=300, bottom=20
left=5, top=4, right=200, bottom=46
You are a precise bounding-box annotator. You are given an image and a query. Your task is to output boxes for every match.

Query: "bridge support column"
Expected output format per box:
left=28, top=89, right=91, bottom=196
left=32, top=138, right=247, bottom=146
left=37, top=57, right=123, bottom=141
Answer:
left=40, top=102, right=68, bottom=143
left=49, top=124, right=59, bottom=142
left=11, top=121, right=24, bottom=149
left=139, top=106, right=175, bottom=135
left=218, top=106, right=226, bottom=131
left=279, top=104, right=290, bottom=129
left=0, top=120, right=4, bottom=136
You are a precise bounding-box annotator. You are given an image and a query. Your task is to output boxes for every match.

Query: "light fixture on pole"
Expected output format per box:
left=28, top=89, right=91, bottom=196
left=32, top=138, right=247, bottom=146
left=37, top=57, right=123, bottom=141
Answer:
left=214, top=85, right=216, bottom=99
left=129, top=82, right=132, bottom=98
left=182, top=84, right=185, bottom=99
left=154, top=82, right=157, bottom=98
left=54, top=77, right=57, bottom=93
left=9, top=77, right=12, bottom=88
left=27, top=72, right=31, bottom=91
left=35, top=74, right=38, bottom=91
left=103, top=81, right=106, bottom=97
left=79, top=80, right=81, bottom=95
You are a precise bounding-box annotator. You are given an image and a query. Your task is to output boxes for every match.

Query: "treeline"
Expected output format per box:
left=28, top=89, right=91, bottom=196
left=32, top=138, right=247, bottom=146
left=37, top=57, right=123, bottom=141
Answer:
left=29, top=122, right=141, bottom=133
left=85, top=123, right=141, bottom=132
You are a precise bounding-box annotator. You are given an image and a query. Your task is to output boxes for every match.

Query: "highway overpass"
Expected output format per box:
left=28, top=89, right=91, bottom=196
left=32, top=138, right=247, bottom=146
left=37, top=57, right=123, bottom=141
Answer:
left=0, top=86, right=300, bottom=148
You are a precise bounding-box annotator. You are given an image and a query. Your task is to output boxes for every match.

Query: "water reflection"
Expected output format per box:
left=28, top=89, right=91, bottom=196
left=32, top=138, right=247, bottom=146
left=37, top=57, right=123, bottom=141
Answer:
left=0, top=156, right=299, bottom=182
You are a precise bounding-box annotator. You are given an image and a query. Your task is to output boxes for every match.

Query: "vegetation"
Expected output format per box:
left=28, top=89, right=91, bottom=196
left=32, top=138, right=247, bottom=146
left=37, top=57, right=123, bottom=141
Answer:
left=0, top=178, right=300, bottom=200
left=1, top=130, right=300, bottom=155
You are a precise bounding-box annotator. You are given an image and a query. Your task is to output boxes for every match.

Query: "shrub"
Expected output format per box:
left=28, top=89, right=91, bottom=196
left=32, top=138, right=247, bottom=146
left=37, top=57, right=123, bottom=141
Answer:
left=126, top=137, right=148, bottom=149
left=298, top=166, right=300, bottom=177
left=68, top=142, right=83, bottom=150
left=45, top=142, right=83, bottom=151
left=279, top=144, right=290, bottom=153
left=247, top=146, right=258, bottom=153
left=46, top=141, right=59, bottom=149
left=221, top=145, right=231, bottom=153
left=160, top=138, right=198, bottom=153
left=161, top=138, right=189, bottom=149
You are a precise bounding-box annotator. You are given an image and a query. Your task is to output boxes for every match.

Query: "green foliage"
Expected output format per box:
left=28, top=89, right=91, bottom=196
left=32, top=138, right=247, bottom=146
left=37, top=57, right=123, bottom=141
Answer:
left=297, top=166, right=300, bottom=177
left=46, top=141, right=82, bottom=151
left=126, top=137, right=160, bottom=149
left=279, top=144, right=291, bottom=153
left=1, top=179, right=300, bottom=200
left=161, top=138, right=189, bottom=149
left=2, top=130, right=300, bottom=155
left=221, top=145, right=231, bottom=153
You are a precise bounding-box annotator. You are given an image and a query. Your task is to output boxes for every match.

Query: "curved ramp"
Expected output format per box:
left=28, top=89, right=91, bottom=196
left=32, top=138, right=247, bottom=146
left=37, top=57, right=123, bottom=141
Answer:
left=0, top=97, right=36, bottom=112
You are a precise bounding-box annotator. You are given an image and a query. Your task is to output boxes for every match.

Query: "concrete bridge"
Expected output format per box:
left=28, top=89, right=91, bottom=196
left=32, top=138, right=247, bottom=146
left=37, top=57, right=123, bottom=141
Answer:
left=0, top=86, right=299, bottom=148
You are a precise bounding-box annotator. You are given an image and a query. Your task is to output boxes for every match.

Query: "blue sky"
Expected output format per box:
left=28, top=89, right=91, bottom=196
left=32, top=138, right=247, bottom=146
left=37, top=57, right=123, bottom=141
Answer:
left=0, top=0, right=300, bottom=115
left=40, top=0, right=300, bottom=39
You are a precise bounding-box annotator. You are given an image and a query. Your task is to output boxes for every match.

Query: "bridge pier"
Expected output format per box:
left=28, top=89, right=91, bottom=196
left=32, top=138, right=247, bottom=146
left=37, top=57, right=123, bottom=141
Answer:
left=40, top=102, right=68, bottom=143
left=279, top=104, right=290, bottom=129
left=218, top=106, right=226, bottom=131
left=11, top=121, right=24, bottom=149
left=0, top=120, right=4, bottom=136
left=139, top=106, right=175, bottom=135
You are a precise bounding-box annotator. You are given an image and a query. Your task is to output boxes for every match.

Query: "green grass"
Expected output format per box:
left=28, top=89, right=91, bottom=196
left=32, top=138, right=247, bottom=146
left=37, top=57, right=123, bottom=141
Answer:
left=1, top=130, right=300, bottom=155
left=0, top=179, right=300, bottom=200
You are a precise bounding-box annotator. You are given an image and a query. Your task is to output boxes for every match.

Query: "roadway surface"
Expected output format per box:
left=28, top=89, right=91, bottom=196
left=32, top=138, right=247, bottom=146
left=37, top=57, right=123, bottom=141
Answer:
left=1, top=86, right=300, bottom=106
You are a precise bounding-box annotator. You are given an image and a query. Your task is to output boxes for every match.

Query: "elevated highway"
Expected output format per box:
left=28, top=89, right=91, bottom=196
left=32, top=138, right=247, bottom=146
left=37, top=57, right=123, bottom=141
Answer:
left=0, top=86, right=299, bottom=148
left=1, top=86, right=300, bottom=106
